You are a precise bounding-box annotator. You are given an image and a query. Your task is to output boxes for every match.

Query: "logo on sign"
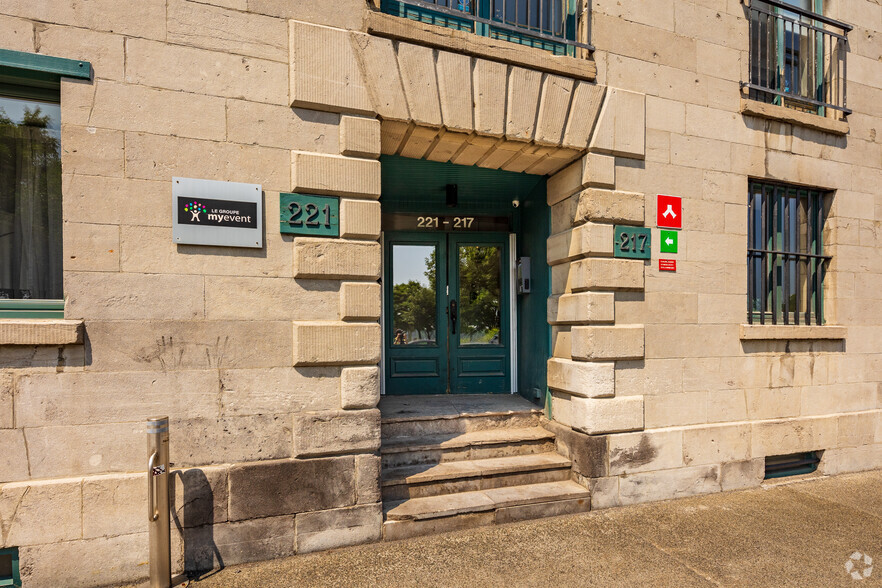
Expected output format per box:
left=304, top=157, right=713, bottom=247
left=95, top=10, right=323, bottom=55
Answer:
left=657, top=195, right=682, bottom=229
left=177, top=197, right=258, bottom=229
left=184, top=200, right=207, bottom=222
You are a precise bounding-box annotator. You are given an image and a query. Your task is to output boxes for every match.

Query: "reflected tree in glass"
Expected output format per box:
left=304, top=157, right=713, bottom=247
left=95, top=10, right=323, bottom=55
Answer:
left=392, top=246, right=437, bottom=345
left=0, top=102, right=63, bottom=300
left=458, top=245, right=501, bottom=345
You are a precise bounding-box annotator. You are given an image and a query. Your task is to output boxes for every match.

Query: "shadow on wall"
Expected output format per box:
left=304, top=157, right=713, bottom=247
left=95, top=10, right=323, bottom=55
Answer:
left=170, top=469, right=224, bottom=581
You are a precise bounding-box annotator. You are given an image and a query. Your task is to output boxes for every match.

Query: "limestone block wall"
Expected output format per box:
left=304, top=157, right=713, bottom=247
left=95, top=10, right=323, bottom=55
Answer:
left=570, top=0, right=882, bottom=508
left=0, top=1, right=384, bottom=585
left=0, top=0, right=880, bottom=583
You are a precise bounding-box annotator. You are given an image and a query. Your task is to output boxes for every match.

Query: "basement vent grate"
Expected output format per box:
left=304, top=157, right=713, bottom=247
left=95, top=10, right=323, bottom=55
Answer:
left=0, top=547, right=19, bottom=587
left=764, top=452, right=821, bottom=480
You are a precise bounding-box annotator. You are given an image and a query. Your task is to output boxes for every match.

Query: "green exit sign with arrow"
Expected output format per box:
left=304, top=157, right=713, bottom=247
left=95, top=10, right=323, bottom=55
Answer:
left=660, top=230, right=679, bottom=254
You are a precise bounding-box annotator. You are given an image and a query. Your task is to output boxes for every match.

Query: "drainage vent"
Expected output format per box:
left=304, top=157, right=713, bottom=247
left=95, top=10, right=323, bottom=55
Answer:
left=0, top=547, right=20, bottom=587
left=764, top=452, right=820, bottom=479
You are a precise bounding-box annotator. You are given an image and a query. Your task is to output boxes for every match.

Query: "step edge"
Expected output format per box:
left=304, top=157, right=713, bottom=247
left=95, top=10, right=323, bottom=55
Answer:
left=384, top=481, right=590, bottom=521
left=381, top=462, right=573, bottom=487
left=380, top=428, right=555, bottom=453
left=381, top=454, right=572, bottom=485
left=381, top=409, right=542, bottom=425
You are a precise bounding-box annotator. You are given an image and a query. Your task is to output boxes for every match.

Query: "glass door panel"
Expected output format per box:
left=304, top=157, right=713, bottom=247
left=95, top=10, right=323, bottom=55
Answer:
left=391, top=244, right=438, bottom=346
left=456, top=244, right=502, bottom=345
left=384, top=231, right=511, bottom=395
left=384, top=234, right=448, bottom=395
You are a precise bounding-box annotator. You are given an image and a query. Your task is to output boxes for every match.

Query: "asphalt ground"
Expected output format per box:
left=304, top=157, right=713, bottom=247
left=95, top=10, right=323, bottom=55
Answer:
left=172, top=470, right=882, bottom=587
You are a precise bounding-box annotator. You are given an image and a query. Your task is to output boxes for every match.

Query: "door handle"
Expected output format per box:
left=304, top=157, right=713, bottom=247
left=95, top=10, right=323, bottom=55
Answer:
left=450, top=299, right=458, bottom=335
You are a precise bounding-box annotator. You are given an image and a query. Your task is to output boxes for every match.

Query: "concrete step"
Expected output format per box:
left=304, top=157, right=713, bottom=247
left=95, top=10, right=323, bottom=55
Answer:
left=382, top=480, right=590, bottom=540
left=381, top=426, right=556, bottom=469
left=379, top=394, right=542, bottom=438
left=381, top=411, right=541, bottom=438
left=381, top=452, right=572, bottom=500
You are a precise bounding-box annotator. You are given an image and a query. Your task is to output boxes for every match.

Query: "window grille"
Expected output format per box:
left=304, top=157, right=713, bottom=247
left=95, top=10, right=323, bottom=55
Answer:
left=747, top=181, right=829, bottom=326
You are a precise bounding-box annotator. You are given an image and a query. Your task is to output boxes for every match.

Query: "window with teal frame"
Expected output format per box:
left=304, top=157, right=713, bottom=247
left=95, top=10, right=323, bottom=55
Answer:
left=380, top=0, right=591, bottom=57
left=0, top=547, right=20, bottom=588
left=747, top=181, right=829, bottom=326
left=0, top=49, right=91, bottom=319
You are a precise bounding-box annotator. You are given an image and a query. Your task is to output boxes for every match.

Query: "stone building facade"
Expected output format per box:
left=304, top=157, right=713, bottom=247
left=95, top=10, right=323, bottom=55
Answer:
left=0, top=0, right=880, bottom=585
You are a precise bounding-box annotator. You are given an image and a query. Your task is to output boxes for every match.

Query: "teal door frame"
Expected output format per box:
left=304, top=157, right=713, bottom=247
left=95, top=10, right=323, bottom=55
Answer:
left=383, top=230, right=512, bottom=395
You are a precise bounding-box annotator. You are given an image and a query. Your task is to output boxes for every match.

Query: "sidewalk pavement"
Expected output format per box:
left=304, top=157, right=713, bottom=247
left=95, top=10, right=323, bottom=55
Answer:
left=181, top=470, right=882, bottom=587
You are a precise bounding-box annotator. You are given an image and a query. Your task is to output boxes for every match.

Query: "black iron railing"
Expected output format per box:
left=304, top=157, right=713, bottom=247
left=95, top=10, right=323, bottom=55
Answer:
left=743, top=0, right=851, bottom=115
left=384, top=0, right=593, bottom=55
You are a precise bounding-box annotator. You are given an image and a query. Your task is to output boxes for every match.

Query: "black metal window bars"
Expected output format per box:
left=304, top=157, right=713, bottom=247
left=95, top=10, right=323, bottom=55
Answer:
left=393, top=0, right=593, bottom=54
left=748, top=181, right=830, bottom=326
left=743, top=0, right=851, bottom=116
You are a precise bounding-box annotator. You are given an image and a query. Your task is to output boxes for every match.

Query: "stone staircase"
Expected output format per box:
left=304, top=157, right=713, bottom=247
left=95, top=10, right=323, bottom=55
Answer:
left=379, top=395, right=590, bottom=541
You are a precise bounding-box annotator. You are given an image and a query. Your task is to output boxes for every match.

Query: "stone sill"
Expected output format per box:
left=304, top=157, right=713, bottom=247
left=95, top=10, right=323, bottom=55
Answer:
left=739, top=324, right=847, bottom=341
left=740, top=98, right=849, bottom=136
left=365, top=11, right=596, bottom=82
left=0, top=319, right=84, bottom=345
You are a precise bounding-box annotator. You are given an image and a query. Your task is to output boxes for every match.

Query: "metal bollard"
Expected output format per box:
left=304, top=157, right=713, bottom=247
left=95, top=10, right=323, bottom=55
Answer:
left=147, top=416, right=171, bottom=588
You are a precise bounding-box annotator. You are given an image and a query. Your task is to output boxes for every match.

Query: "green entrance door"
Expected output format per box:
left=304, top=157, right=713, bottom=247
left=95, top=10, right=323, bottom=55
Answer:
left=385, top=231, right=511, bottom=395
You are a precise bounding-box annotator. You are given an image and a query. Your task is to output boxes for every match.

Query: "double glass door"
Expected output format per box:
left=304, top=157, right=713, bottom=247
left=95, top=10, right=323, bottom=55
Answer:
left=384, top=232, right=511, bottom=394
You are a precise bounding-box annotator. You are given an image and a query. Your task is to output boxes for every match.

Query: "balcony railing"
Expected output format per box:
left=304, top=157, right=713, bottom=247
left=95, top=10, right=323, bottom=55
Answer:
left=743, top=0, right=851, bottom=115
left=382, top=0, right=593, bottom=56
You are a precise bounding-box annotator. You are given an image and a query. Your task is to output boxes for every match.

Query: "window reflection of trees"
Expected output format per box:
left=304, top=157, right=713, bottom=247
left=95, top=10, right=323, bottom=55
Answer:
left=459, top=245, right=501, bottom=345
left=392, top=249, right=437, bottom=345
left=0, top=103, right=63, bottom=300
left=391, top=244, right=502, bottom=346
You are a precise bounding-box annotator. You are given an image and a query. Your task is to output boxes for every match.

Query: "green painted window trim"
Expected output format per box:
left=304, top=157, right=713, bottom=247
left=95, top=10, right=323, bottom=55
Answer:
left=0, top=300, right=65, bottom=319
left=0, top=54, right=75, bottom=319
left=0, top=49, right=91, bottom=88
left=0, top=547, right=21, bottom=588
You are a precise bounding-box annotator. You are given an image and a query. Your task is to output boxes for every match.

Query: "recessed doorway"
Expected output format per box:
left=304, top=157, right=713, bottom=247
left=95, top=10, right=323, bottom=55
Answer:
left=380, top=156, right=551, bottom=401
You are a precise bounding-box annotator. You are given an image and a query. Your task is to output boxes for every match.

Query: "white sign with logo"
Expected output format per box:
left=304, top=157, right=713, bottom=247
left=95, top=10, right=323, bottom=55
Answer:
left=172, top=177, right=263, bottom=248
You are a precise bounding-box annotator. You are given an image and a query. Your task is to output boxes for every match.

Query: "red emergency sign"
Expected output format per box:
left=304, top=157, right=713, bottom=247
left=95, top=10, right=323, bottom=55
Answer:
left=657, top=195, right=682, bottom=229
left=659, top=259, right=677, bottom=272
